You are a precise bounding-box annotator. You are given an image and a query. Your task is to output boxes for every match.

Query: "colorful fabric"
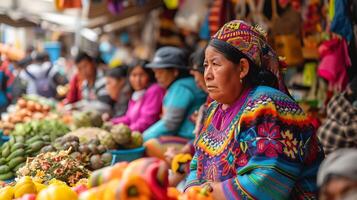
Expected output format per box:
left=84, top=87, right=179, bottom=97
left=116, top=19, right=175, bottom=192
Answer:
left=186, top=86, right=324, bottom=199
left=330, top=0, right=353, bottom=42
left=111, top=83, right=165, bottom=132
left=317, top=92, right=357, bottom=155
left=143, top=77, right=207, bottom=141
left=318, top=38, right=351, bottom=91
left=0, top=60, right=14, bottom=112
left=144, top=136, right=189, bottom=160
left=211, top=20, right=288, bottom=94
left=64, top=73, right=82, bottom=104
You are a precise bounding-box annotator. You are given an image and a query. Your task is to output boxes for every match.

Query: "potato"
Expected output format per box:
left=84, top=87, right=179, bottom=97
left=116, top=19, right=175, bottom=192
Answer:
left=27, top=101, right=36, bottom=111
left=42, top=105, right=51, bottom=112
left=18, top=98, right=27, bottom=107
left=35, top=104, right=42, bottom=112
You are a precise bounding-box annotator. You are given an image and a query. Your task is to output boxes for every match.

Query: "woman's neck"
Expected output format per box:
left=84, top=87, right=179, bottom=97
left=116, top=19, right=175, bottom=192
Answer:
left=221, top=86, right=248, bottom=110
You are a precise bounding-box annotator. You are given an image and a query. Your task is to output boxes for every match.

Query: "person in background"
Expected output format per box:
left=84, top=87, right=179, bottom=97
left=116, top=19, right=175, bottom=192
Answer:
left=164, top=46, right=210, bottom=187
left=0, top=55, right=14, bottom=113
left=185, top=20, right=324, bottom=199
left=71, top=52, right=113, bottom=113
left=104, top=65, right=131, bottom=118
left=318, top=76, right=357, bottom=155
left=111, top=60, right=165, bottom=132
left=143, top=46, right=207, bottom=159
left=318, top=149, right=357, bottom=200
left=63, top=72, right=83, bottom=105
left=19, top=52, right=67, bottom=98
left=11, top=56, right=31, bottom=103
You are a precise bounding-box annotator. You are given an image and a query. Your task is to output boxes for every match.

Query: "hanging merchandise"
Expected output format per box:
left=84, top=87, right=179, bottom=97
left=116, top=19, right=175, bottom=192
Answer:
left=208, top=0, right=234, bottom=37
left=330, top=0, right=353, bottom=42
left=174, top=0, right=208, bottom=33
left=318, top=38, right=351, bottom=92
left=303, top=62, right=317, bottom=87
left=246, top=0, right=270, bottom=31
left=271, top=0, right=303, bottom=66
left=278, top=0, right=302, bottom=11
left=199, top=14, right=210, bottom=40
left=107, top=0, right=124, bottom=15
left=55, top=0, right=82, bottom=11
left=164, top=0, right=179, bottom=10
left=157, top=9, right=183, bottom=47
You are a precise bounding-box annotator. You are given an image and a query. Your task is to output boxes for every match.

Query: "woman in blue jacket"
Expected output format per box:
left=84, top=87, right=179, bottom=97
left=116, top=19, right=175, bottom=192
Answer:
left=143, top=46, right=207, bottom=159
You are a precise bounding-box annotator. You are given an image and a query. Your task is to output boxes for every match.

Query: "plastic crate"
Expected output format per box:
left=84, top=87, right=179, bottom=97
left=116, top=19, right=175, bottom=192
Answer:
left=110, top=146, right=145, bottom=165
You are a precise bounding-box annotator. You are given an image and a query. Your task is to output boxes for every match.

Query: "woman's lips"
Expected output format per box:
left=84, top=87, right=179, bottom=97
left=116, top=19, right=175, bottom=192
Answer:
left=206, top=86, right=218, bottom=91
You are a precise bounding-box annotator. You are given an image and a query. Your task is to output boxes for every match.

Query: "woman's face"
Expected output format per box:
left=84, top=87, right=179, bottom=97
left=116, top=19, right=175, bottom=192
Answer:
left=153, top=68, right=178, bottom=89
left=129, top=66, right=150, bottom=91
left=105, top=76, right=125, bottom=100
left=204, top=45, right=244, bottom=105
left=320, top=177, right=357, bottom=200
left=190, top=70, right=207, bottom=93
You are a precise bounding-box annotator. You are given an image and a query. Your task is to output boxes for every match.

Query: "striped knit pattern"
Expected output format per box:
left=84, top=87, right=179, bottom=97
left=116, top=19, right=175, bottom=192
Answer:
left=186, top=86, right=324, bottom=199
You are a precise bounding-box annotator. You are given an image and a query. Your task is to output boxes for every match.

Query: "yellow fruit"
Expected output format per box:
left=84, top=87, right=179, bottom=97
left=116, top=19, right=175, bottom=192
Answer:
left=102, top=180, right=121, bottom=200
left=14, top=176, right=37, bottom=198
left=0, top=186, right=14, bottom=200
left=36, top=184, right=77, bottom=200
left=34, top=181, right=47, bottom=192
left=78, top=189, right=98, bottom=200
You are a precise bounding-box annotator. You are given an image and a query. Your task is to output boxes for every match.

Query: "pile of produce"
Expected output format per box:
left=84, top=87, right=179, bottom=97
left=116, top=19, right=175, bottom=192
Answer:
left=73, top=111, right=103, bottom=129
left=0, top=99, right=52, bottom=135
left=0, top=120, right=69, bottom=181
left=41, top=135, right=112, bottom=170
left=0, top=135, right=53, bottom=181
left=80, top=157, right=213, bottom=200
left=67, top=124, right=143, bottom=150
left=17, top=150, right=90, bottom=186
left=11, top=120, right=70, bottom=142
left=0, top=176, right=85, bottom=200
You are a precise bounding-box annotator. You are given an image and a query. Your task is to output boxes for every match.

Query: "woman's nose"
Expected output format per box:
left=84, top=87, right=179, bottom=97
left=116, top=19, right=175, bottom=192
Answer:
left=204, top=66, right=213, bottom=81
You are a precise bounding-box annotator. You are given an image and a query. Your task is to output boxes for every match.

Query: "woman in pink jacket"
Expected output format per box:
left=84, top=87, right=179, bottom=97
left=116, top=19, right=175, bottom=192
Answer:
left=111, top=60, right=165, bottom=132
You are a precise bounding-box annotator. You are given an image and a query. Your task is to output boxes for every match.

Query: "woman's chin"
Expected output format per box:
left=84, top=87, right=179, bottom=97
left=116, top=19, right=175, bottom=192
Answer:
left=208, top=92, right=221, bottom=102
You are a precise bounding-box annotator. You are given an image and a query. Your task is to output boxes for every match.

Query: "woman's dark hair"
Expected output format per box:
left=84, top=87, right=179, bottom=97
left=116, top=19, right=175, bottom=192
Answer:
left=75, top=52, right=93, bottom=64
left=209, top=39, right=279, bottom=89
left=128, top=59, right=156, bottom=83
left=189, top=46, right=206, bottom=74
left=105, top=65, right=128, bottom=79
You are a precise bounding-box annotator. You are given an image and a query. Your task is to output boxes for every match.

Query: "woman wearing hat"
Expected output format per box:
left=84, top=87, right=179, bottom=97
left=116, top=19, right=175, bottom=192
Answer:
left=143, top=46, right=207, bottom=159
left=185, top=20, right=324, bottom=199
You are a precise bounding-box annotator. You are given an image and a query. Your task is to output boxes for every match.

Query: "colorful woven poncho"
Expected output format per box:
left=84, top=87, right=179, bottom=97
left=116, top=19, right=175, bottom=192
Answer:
left=186, top=86, right=324, bottom=199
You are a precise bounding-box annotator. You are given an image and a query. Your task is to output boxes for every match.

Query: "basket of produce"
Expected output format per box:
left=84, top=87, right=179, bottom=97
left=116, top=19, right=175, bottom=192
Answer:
left=110, top=146, right=145, bottom=165
left=105, top=123, right=145, bottom=164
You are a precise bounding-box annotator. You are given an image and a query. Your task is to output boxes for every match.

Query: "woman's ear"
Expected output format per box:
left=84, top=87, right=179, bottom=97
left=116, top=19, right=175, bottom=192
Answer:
left=239, top=58, right=250, bottom=79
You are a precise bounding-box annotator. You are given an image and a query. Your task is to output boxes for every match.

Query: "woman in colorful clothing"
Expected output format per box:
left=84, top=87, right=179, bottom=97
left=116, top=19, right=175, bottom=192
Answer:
left=111, top=60, right=165, bottom=132
left=143, top=46, right=207, bottom=159
left=185, top=20, right=324, bottom=199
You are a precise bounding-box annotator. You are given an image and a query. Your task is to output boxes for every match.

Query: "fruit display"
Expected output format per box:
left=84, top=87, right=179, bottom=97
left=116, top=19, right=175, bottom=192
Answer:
left=11, top=120, right=70, bottom=142
left=73, top=111, right=103, bottom=129
left=81, top=157, right=213, bottom=200
left=66, top=124, right=144, bottom=150
left=0, top=99, right=53, bottom=135
left=17, top=150, right=90, bottom=186
left=0, top=135, right=52, bottom=181
left=0, top=176, right=82, bottom=200
left=81, top=157, right=170, bottom=200
left=105, top=123, right=144, bottom=149
left=42, top=135, right=112, bottom=170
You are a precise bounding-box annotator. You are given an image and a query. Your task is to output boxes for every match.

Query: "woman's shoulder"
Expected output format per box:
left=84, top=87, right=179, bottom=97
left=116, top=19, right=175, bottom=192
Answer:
left=147, top=83, right=165, bottom=93
left=247, top=86, right=305, bottom=115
